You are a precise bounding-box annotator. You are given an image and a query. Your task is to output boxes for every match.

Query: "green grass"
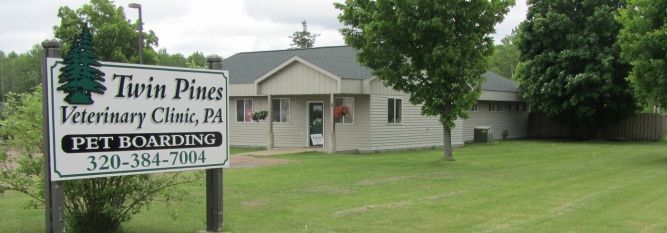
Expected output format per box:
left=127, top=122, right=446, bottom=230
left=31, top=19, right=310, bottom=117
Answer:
left=3, top=141, right=667, bottom=232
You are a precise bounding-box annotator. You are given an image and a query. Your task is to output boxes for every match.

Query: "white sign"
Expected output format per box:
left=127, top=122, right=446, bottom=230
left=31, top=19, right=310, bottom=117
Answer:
left=46, top=58, right=229, bottom=180
left=310, top=134, right=323, bottom=146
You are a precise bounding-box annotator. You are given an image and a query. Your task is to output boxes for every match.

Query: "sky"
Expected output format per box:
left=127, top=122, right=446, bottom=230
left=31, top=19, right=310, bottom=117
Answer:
left=0, top=0, right=527, bottom=58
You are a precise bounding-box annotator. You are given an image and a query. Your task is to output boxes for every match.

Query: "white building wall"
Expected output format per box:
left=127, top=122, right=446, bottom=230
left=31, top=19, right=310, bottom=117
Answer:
left=367, top=95, right=464, bottom=152
left=463, top=101, right=529, bottom=141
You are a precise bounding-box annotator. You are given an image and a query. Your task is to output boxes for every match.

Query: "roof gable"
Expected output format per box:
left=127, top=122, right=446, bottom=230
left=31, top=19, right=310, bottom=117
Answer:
left=222, top=46, right=372, bottom=84
left=254, top=56, right=341, bottom=84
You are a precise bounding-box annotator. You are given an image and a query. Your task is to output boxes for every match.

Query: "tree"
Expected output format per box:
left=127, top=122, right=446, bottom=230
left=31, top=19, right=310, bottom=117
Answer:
left=515, top=0, right=636, bottom=134
left=57, top=23, right=106, bottom=104
left=487, top=30, right=520, bottom=79
left=186, top=51, right=208, bottom=69
left=156, top=48, right=188, bottom=67
left=336, top=0, right=513, bottom=160
left=54, top=0, right=159, bottom=64
left=618, top=0, right=667, bottom=112
left=289, top=20, right=320, bottom=49
left=0, top=45, right=42, bottom=102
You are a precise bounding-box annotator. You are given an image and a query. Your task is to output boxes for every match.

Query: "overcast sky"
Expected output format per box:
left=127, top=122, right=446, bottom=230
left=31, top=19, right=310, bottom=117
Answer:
left=0, top=0, right=527, bottom=58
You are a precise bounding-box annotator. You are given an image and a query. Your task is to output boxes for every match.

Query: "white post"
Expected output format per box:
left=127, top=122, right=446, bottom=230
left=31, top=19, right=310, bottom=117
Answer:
left=328, top=93, right=336, bottom=154
left=267, top=95, right=274, bottom=150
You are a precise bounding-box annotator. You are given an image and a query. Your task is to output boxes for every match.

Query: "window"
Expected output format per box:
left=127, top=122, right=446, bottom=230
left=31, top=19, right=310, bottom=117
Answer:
left=236, top=99, right=253, bottom=122
left=489, top=103, right=503, bottom=112
left=334, top=97, right=354, bottom=124
left=471, top=104, right=478, bottom=112
left=388, top=98, right=402, bottom=123
left=272, top=98, right=290, bottom=122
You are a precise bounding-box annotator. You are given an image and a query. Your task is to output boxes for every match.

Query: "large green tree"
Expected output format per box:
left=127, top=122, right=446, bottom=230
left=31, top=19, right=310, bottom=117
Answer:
left=618, top=0, right=667, bottom=112
left=487, top=30, right=520, bottom=79
left=54, top=0, right=159, bottom=64
left=515, top=0, right=636, bottom=133
left=336, top=0, right=513, bottom=160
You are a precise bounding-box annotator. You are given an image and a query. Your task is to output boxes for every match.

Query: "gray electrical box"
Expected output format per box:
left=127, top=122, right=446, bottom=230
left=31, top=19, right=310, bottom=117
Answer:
left=474, top=126, right=493, bottom=143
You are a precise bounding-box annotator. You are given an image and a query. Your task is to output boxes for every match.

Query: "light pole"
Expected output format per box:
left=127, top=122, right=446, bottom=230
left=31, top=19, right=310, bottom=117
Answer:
left=129, top=3, right=143, bottom=64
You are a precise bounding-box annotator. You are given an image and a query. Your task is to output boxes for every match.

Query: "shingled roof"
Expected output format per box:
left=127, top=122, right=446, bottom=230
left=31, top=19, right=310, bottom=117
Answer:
left=222, top=46, right=517, bottom=92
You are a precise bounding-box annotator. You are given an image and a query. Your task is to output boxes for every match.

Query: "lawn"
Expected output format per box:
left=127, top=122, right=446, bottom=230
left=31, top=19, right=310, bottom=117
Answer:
left=2, top=140, right=667, bottom=232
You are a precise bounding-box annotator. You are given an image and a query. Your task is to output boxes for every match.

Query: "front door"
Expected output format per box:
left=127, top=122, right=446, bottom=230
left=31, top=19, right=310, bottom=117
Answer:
left=308, top=102, right=324, bottom=147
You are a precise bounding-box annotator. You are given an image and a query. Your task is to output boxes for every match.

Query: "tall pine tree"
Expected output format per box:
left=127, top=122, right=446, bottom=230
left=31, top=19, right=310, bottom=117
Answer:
left=58, top=23, right=106, bottom=104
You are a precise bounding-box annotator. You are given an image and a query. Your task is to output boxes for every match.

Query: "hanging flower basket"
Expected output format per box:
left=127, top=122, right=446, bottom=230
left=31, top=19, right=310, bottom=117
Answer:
left=252, top=110, right=268, bottom=122
left=334, top=105, right=350, bottom=121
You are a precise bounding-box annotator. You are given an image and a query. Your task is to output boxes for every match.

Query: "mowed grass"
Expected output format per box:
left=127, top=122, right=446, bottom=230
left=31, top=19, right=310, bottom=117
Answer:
left=3, top=140, right=667, bottom=233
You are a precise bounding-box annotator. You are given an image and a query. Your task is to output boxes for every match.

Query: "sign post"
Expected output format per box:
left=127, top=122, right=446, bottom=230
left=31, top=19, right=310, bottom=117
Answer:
left=42, top=40, right=65, bottom=233
left=205, top=56, right=224, bottom=232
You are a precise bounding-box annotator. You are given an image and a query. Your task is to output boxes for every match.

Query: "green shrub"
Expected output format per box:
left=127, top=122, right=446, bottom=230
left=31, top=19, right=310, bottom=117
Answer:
left=0, top=87, right=200, bottom=232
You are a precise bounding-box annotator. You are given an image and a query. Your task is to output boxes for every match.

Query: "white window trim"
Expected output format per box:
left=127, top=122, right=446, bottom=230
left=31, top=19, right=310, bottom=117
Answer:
left=471, top=104, right=479, bottom=112
left=272, top=98, right=290, bottom=123
left=334, top=96, right=355, bottom=125
left=387, top=97, right=403, bottom=125
left=237, top=98, right=254, bottom=123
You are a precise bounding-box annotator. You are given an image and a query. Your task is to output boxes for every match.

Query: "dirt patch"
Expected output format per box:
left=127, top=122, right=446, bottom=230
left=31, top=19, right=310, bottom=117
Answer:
left=303, top=185, right=356, bottom=194
left=356, top=175, right=418, bottom=186
left=332, top=190, right=468, bottom=218
left=230, top=155, right=292, bottom=168
left=241, top=199, right=269, bottom=207
left=332, top=200, right=411, bottom=218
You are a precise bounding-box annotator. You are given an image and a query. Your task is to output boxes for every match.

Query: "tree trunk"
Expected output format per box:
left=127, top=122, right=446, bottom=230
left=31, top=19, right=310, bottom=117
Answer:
left=442, top=124, right=454, bottom=161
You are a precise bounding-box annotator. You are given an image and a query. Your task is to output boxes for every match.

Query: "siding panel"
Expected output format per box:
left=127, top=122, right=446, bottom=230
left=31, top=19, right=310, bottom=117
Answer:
left=258, top=62, right=338, bottom=95
left=463, top=101, right=529, bottom=141
left=368, top=95, right=464, bottom=151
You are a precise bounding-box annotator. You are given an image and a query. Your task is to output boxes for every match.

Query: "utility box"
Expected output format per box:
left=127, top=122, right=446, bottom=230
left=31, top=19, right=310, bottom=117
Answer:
left=474, top=126, right=493, bottom=143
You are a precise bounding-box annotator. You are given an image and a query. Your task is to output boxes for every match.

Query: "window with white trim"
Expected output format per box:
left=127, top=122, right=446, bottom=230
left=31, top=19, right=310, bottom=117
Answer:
left=334, top=97, right=354, bottom=124
left=471, top=104, right=478, bottom=112
left=272, top=98, right=290, bottom=122
left=388, top=98, right=402, bottom=124
left=236, top=99, right=253, bottom=122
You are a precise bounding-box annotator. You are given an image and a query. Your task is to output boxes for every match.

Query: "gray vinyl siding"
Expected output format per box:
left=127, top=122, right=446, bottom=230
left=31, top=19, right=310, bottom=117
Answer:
left=229, top=96, right=267, bottom=147
left=464, top=101, right=529, bottom=141
left=257, top=62, right=338, bottom=95
left=273, top=95, right=344, bottom=148
left=367, top=78, right=405, bottom=96
left=335, top=95, right=371, bottom=151
left=367, top=95, right=464, bottom=151
left=479, top=90, right=521, bottom=102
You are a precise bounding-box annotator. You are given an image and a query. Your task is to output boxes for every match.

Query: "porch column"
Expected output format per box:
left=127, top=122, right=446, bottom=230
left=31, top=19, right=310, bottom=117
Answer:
left=328, top=93, right=336, bottom=154
left=267, top=95, right=274, bottom=150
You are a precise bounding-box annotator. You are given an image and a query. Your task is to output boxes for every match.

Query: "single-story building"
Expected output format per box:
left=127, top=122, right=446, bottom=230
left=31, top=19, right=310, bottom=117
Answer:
left=221, top=46, right=529, bottom=153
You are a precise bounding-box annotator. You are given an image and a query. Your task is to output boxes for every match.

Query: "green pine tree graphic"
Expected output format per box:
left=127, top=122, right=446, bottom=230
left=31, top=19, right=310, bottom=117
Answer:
left=57, top=23, right=106, bottom=105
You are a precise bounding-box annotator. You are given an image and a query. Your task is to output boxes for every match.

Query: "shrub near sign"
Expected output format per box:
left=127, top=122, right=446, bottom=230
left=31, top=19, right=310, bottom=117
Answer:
left=46, top=57, right=229, bottom=181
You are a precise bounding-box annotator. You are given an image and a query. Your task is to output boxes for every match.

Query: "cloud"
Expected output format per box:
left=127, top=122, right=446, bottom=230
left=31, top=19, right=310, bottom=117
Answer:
left=242, top=0, right=344, bottom=30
